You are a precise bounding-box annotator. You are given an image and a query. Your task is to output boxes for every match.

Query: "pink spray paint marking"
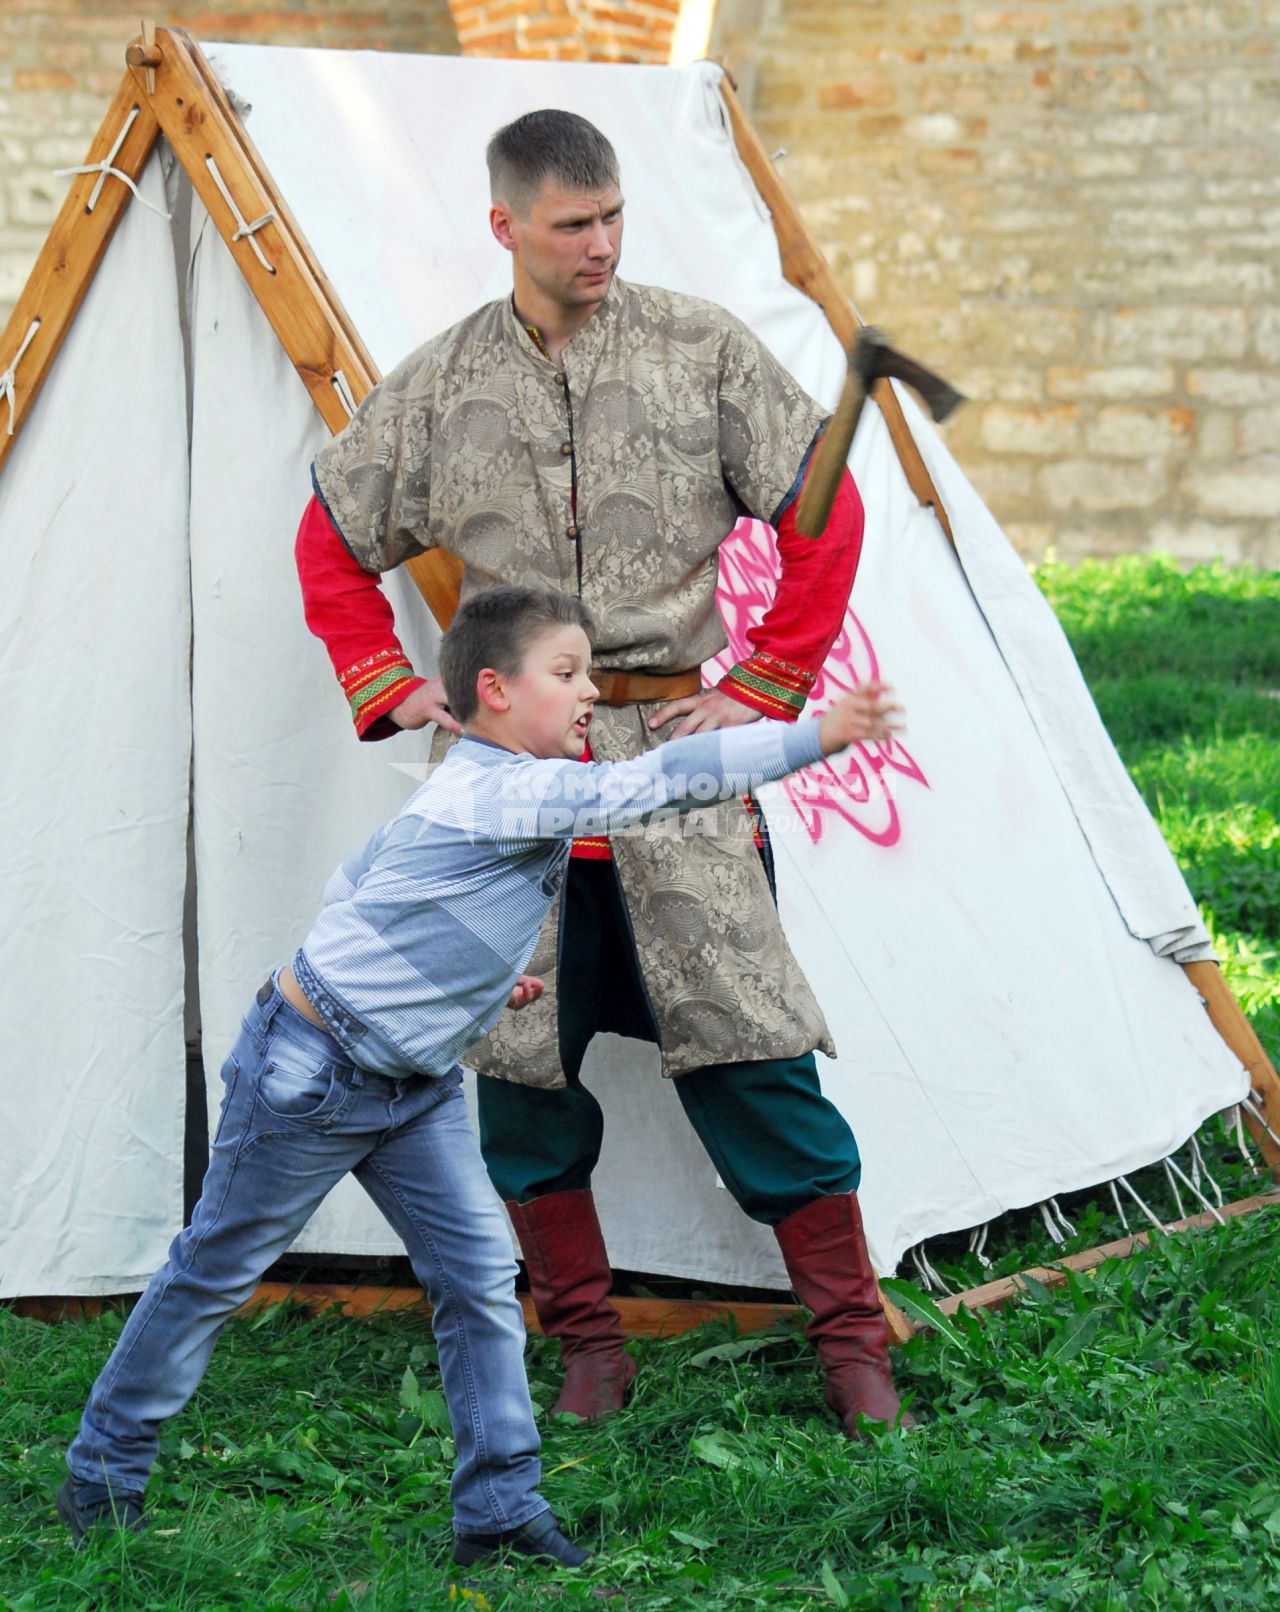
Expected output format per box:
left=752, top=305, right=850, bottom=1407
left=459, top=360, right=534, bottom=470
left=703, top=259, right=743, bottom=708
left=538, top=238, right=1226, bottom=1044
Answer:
left=710, top=518, right=929, bottom=847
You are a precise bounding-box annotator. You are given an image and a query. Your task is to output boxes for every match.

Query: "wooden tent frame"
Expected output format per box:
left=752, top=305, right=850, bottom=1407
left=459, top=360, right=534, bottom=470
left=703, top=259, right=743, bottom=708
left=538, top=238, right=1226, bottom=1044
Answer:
left=4, top=28, right=1279, bottom=1343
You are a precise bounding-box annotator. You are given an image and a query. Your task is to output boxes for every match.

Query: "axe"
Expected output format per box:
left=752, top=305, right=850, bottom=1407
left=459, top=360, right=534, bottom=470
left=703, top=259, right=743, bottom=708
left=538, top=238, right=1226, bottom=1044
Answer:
left=794, top=328, right=965, bottom=538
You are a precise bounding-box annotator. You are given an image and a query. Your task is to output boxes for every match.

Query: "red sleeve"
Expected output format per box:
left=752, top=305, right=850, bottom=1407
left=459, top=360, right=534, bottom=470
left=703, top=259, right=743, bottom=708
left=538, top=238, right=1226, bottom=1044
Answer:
left=716, top=459, right=864, bottom=720
left=295, top=494, right=427, bottom=741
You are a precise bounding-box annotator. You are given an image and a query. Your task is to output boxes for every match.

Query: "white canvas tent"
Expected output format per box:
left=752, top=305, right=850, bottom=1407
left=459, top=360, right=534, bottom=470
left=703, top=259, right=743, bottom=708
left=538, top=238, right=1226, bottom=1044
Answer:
left=1, top=31, right=1273, bottom=1304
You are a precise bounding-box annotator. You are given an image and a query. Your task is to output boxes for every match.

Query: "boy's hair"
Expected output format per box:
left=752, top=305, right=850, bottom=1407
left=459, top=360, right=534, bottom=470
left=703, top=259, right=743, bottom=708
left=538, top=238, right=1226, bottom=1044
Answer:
left=440, top=586, right=596, bottom=724
left=486, top=110, right=619, bottom=217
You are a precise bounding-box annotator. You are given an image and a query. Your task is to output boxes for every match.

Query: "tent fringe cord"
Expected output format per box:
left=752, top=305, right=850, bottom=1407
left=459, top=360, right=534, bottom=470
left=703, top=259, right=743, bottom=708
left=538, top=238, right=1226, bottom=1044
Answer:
left=1050, top=1196, right=1076, bottom=1238
left=1227, top=1104, right=1259, bottom=1173
left=1163, top=1158, right=1188, bottom=1222
left=1, top=319, right=40, bottom=436
left=1109, top=1179, right=1131, bottom=1232
left=204, top=155, right=277, bottom=272
left=53, top=105, right=170, bottom=219
left=968, top=1221, right=992, bottom=1269
left=1038, top=1199, right=1075, bottom=1245
left=911, top=1244, right=952, bottom=1295
left=1165, top=1153, right=1227, bottom=1227
left=1189, top=1132, right=1225, bottom=1208
left=1116, top=1174, right=1166, bottom=1233
left=1241, top=1094, right=1280, bottom=1154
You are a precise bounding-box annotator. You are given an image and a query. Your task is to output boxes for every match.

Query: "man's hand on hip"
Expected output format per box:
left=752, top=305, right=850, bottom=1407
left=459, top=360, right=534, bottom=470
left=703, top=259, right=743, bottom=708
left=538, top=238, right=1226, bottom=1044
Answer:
left=389, top=676, right=463, bottom=736
left=648, top=686, right=763, bottom=738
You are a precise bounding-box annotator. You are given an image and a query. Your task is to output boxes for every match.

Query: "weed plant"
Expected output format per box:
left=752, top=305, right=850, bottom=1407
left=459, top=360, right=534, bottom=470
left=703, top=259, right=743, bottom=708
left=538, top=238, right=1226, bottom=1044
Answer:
left=4, top=555, right=1280, bottom=1611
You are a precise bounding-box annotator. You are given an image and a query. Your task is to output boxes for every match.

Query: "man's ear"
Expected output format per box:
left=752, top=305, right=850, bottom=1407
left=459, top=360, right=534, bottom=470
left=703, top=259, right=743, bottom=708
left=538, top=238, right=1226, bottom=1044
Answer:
left=476, top=666, right=510, bottom=713
left=490, top=203, right=517, bottom=253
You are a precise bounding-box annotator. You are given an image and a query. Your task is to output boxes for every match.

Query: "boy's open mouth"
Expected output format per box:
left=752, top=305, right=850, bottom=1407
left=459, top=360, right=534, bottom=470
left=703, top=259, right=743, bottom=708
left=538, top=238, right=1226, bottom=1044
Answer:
left=573, top=712, right=592, bottom=737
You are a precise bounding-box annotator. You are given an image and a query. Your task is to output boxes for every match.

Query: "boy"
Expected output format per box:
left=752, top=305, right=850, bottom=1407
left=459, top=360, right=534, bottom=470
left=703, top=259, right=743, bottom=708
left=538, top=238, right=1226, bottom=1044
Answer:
left=59, top=586, right=901, bottom=1566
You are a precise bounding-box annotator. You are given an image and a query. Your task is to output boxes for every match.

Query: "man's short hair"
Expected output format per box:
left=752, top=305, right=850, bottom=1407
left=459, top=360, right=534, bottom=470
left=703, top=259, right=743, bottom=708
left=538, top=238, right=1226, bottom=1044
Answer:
left=486, top=110, right=619, bottom=216
left=440, top=586, right=596, bottom=724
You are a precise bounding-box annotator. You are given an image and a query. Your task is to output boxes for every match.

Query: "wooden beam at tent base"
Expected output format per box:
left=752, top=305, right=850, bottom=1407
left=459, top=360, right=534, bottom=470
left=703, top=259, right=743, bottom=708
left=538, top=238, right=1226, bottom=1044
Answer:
left=716, top=75, right=955, bottom=547
left=0, top=75, right=160, bottom=475
left=15, top=1192, right=1277, bottom=1340
left=940, top=1188, right=1280, bottom=1316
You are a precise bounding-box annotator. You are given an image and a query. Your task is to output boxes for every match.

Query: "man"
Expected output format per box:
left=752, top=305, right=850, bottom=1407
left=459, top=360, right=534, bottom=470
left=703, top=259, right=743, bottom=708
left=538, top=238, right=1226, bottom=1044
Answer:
left=296, top=109, right=910, bottom=1436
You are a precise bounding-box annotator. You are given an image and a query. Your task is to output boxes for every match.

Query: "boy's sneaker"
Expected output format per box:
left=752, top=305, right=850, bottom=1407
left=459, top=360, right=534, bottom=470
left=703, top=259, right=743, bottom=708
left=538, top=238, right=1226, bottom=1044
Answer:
left=452, top=1509, right=590, bottom=1568
left=56, top=1474, right=147, bottom=1546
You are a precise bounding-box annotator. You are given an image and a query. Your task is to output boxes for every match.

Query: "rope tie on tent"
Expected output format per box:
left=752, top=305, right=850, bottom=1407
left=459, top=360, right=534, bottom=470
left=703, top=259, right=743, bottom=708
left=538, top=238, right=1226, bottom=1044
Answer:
left=53, top=105, right=171, bottom=219
left=1188, top=1133, right=1225, bottom=1209
left=968, top=1222, right=993, bottom=1270
left=203, top=156, right=277, bottom=273
left=1115, top=1174, right=1166, bottom=1233
left=1162, top=1158, right=1188, bottom=1222
left=0, top=319, right=39, bottom=437
left=910, top=1244, right=952, bottom=1295
left=331, top=369, right=358, bottom=421
left=1241, top=1094, right=1280, bottom=1155
left=1226, top=1103, right=1258, bottom=1173
left=1038, top=1198, right=1076, bottom=1245
left=1109, top=1180, right=1132, bottom=1233
left=1164, top=1153, right=1227, bottom=1227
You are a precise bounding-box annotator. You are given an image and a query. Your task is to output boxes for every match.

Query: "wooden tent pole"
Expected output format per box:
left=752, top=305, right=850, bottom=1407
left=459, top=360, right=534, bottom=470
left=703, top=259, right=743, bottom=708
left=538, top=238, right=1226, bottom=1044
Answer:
left=716, top=74, right=955, bottom=546
left=0, top=76, right=160, bottom=477
left=123, top=26, right=464, bottom=630
left=1182, top=961, right=1280, bottom=1171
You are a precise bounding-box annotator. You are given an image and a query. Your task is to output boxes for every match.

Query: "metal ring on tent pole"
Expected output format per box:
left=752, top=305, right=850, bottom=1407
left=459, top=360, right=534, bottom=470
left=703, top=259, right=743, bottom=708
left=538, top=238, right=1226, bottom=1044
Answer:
left=1, top=319, right=40, bottom=437
left=52, top=105, right=171, bottom=219
left=203, top=155, right=276, bottom=273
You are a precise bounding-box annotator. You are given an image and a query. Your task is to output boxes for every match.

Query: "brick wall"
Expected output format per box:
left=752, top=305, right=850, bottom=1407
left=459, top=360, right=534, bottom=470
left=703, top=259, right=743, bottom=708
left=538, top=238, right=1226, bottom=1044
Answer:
left=0, top=1, right=459, bottom=323
left=737, top=0, right=1280, bottom=567
left=446, top=0, right=680, bottom=61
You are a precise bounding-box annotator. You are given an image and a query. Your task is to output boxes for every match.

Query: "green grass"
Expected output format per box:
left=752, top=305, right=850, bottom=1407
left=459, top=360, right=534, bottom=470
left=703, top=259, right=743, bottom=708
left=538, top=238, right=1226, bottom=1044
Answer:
left=5, top=554, right=1280, bottom=1610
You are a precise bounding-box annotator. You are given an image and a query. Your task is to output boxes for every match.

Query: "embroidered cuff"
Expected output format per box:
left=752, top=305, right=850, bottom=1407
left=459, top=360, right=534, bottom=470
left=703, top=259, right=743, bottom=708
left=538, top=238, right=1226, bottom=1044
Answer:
left=717, top=653, right=817, bottom=722
left=339, top=648, right=423, bottom=738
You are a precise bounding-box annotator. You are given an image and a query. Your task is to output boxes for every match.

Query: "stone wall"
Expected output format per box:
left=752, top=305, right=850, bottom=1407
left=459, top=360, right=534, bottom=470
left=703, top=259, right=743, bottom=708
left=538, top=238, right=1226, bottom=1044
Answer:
left=736, top=0, right=1279, bottom=567
left=446, top=0, right=679, bottom=60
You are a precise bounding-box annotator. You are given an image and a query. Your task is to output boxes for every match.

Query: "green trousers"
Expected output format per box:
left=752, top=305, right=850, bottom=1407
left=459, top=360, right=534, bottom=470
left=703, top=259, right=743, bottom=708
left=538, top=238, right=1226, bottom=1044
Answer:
left=478, top=857, right=861, bottom=1227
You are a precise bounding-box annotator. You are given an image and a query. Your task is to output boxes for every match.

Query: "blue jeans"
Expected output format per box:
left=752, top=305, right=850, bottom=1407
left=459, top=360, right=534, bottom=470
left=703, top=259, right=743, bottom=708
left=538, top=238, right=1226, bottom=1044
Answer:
left=67, top=977, right=547, bottom=1538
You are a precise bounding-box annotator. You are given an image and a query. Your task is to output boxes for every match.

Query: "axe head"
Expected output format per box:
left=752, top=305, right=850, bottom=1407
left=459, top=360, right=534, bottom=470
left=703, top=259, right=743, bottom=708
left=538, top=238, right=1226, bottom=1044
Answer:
left=852, top=327, right=965, bottom=423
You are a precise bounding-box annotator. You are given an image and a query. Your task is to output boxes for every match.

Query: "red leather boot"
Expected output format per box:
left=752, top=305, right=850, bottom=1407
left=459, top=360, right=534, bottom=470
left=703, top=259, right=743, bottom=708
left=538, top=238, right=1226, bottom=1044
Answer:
left=506, top=1189, right=637, bottom=1419
left=774, top=1191, right=914, bottom=1437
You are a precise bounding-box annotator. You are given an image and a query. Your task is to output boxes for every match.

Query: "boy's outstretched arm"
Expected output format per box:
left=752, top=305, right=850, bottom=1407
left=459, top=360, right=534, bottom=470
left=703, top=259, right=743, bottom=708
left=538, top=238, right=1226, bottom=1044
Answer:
left=502, top=683, right=903, bottom=842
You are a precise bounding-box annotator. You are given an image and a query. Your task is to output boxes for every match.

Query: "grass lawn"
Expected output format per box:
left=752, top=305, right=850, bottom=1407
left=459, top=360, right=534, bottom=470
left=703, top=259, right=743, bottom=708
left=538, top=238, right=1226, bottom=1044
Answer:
left=4, top=556, right=1280, bottom=1612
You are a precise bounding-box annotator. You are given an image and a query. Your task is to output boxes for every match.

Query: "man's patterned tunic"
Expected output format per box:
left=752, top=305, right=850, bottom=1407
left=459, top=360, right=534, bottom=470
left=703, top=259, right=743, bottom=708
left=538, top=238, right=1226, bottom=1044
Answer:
left=313, top=277, right=836, bottom=1087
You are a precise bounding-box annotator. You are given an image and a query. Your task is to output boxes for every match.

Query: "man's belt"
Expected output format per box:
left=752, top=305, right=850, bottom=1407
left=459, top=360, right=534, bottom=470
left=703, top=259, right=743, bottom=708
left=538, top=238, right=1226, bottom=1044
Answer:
left=590, top=668, right=702, bottom=707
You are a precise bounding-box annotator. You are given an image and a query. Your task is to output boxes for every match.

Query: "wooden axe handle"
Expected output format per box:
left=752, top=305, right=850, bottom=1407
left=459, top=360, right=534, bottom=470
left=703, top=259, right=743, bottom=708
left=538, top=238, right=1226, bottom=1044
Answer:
left=792, top=330, right=965, bottom=540
left=793, top=369, right=866, bottom=539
